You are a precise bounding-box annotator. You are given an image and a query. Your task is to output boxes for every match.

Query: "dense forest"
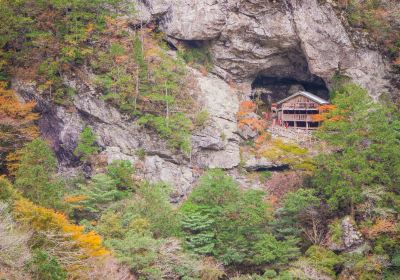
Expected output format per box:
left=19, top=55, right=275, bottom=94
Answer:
left=1, top=0, right=400, bottom=280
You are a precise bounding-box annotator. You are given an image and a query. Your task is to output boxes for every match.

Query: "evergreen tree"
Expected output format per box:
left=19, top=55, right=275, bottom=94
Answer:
left=106, top=160, right=135, bottom=190
left=74, top=126, right=99, bottom=161
left=70, top=173, right=127, bottom=215
left=14, top=139, right=64, bottom=209
left=181, top=169, right=299, bottom=267
left=181, top=212, right=216, bottom=254
left=312, top=84, right=400, bottom=216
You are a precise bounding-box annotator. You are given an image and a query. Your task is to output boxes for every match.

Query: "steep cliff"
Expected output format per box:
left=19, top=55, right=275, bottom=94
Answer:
left=2, top=1, right=400, bottom=279
left=140, top=0, right=395, bottom=98
left=10, top=0, right=398, bottom=199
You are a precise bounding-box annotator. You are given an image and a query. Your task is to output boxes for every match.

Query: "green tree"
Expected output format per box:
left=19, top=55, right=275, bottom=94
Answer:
left=253, top=234, right=300, bottom=266
left=272, top=188, right=320, bottom=240
left=181, top=211, right=216, bottom=254
left=125, top=182, right=180, bottom=238
left=312, top=84, right=400, bottom=217
left=106, top=160, right=135, bottom=190
left=106, top=232, right=162, bottom=279
left=28, top=250, right=67, bottom=280
left=14, top=139, right=64, bottom=209
left=70, top=173, right=127, bottom=215
left=0, top=0, right=131, bottom=89
left=181, top=169, right=299, bottom=267
left=74, top=126, right=99, bottom=161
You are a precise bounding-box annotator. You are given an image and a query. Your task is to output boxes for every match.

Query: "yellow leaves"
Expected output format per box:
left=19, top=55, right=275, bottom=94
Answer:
left=0, top=83, right=39, bottom=157
left=5, top=150, right=22, bottom=176
left=76, top=231, right=108, bottom=257
left=105, top=16, right=128, bottom=30
left=64, top=195, right=88, bottom=203
left=129, top=217, right=150, bottom=234
left=144, top=43, right=162, bottom=59
left=86, top=22, right=95, bottom=34
left=259, top=139, right=314, bottom=171
left=13, top=199, right=109, bottom=257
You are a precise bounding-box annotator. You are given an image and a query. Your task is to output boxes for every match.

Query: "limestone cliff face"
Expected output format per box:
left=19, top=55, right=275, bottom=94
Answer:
left=13, top=69, right=241, bottom=202
left=140, top=0, right=394, bottom=98
left=13, top=0, right=397, bottom=199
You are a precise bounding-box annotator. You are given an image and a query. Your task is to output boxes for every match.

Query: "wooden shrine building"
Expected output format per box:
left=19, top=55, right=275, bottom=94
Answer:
left=272, top=91, right=329, bottom=129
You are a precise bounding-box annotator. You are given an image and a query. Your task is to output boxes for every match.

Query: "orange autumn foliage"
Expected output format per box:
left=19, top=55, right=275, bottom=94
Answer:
left=312, top=104, right=337, bottom=122
left=237, top=101, right=256, bottom=118
left=363, top=219, right=397, bottom=239
left=238, top=118, right=266, bottom=132
left=319, top=104, right=337, bottom=112
left=0, top=82, right=39, bottom=154
left=237, top=100, right=267, bottom=133
left=394, top=57, right=400, bottom=66
left=254, top=132, right=271, bottom=148
left=13, top=199, right=109, bottom=257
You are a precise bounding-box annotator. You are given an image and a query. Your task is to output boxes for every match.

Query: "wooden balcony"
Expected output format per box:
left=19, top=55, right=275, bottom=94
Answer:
left=281, top=114, right=316, bottom=122
left=281, top=102, right=319, bottom=110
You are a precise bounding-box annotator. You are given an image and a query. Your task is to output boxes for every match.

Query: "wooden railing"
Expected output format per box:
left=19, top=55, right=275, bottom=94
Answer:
left=281, top=103, right=318, bottom=110
left=282, top=114, right=315, bottom=121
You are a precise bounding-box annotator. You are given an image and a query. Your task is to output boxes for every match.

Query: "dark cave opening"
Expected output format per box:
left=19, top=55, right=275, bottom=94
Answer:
left=251, top=75, right=330, bottom=106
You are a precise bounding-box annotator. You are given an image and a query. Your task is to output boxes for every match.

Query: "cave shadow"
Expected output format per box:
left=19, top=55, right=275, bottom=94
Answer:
left=251, top=75, right=330, bottom=106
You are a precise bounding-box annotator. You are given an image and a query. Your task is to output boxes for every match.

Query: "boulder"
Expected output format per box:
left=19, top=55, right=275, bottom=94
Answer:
left=237, top=124, right=258, bottom=140
left=243, top=156, right=277, bottom=172
left=142, top=155, right=195, bottom=203
left=161, top=0, right=227, bottom=40
left=237, top=112, right=261, bottom=140
left=342, top=216, right=364, bottom=249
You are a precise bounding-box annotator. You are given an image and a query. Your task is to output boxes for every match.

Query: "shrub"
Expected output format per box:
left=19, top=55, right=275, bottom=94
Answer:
left=28, top=250, right=67, bottom=280
left=301, top=245, right=343, bottom=278
left=138, top=113, right=192, bottom=154
left=328, top=219, right=343, bottom=244
left=178, top=45, right=213, bottom=71
left=106, top=232, right=161, bottom=278
left=253, top=234, right=300, bottom=265
left=259, top=171, right=272, bottom=183
left=106, top=160, right=135, bottom=190
left=194, top=110, right=210, bottom=127
left=96, top=182, right=180, bottom=239
left=0, top=176, right=15, bottom=201
left=74, top=126, right=99, bottom=161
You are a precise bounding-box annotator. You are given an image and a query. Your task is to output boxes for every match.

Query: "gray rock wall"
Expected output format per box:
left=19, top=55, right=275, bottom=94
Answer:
left=13, top=68, right=240, bottom=201
left=141, top=0, right=394, bottom=98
